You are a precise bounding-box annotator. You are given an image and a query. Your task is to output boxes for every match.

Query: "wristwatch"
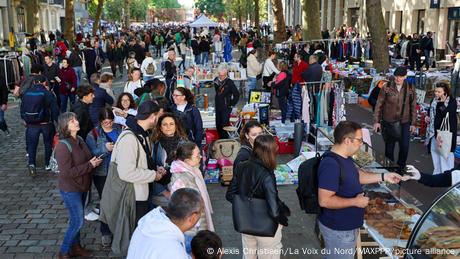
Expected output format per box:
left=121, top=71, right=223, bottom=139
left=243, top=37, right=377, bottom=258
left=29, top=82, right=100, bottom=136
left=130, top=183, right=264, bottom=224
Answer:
left=381, top=173, right=385, bottom=182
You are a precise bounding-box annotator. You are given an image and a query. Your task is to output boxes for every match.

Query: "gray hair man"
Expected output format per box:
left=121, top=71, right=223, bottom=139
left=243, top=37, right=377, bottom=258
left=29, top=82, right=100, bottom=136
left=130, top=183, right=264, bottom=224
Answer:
left=127, top=188, right=204, bottom=259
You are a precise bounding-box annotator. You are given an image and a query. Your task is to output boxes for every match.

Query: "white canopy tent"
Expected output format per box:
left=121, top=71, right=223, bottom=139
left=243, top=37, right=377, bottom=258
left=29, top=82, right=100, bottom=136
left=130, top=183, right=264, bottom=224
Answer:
left=189, top=15, right=218, bottom=28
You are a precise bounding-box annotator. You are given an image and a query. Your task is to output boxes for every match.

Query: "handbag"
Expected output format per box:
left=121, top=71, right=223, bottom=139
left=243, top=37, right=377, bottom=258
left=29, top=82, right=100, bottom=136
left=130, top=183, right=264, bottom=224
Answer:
left=381, top=85, right=407, bottom=142
left=232, top=176, right=278, bottom=237
left=210, top=139, right=241, bottom=162
left=437, top=112, right=452, bottom=159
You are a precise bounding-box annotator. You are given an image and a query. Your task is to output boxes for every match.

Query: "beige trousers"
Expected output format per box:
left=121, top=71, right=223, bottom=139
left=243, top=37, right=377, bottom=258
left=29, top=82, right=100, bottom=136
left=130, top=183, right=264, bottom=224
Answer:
left=241, top=225, right=283, bottom=259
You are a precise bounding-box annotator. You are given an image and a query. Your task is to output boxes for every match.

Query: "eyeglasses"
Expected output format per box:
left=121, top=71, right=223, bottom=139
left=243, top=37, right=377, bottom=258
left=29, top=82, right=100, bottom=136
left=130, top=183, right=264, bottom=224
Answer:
left=349, top=137, right=364, bottom=144
left=172, top=94, right=184, bottom=97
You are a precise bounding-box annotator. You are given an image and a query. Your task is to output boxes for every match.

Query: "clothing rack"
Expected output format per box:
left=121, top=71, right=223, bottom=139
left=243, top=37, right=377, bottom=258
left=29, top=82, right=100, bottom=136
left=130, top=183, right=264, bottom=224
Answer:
left=0, top=53, right=22, bottom=89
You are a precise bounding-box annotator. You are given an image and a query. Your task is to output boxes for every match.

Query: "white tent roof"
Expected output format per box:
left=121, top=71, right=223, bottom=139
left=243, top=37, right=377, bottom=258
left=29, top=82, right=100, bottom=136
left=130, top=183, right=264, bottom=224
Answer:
left=189, top=15, right=218, bottom=28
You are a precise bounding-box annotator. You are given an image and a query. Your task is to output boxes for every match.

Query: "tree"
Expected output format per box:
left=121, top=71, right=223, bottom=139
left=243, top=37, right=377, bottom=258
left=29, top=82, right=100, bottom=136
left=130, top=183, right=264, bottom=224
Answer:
left=195, top=0, right=225, bottom=18
left=103, top=0, right=123, bottom=21
left=130, top=0, right=148, bottom=21
left=302, top=0, right=321, bottom=40
left=366, top=0, right=389, bottom=72
left=254, top=0, right=259, bottom=27
left=64, top=0, right=75, bottom=45
left=124, top=0, right=130, bottom=28
left=93, top=0, right=104, bottom=36
left=150, top=0, right=180, bottom=8
left=271, top=0, right=286, bottom=43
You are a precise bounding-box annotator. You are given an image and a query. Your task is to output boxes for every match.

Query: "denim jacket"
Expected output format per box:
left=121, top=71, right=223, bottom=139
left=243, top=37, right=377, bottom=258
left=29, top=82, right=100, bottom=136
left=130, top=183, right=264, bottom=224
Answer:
left=85, top=125, right=122, bottom=176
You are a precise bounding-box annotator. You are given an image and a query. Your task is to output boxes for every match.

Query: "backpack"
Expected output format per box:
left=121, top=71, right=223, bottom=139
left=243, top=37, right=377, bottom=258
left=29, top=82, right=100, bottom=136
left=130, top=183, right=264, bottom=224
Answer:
left=49, top=138, right=79, bottom=174
left=20, top=84, right=48, bottom=124
left=145, top=62, right=155, bottom=75
left=296, top=152, right=344, bottom=214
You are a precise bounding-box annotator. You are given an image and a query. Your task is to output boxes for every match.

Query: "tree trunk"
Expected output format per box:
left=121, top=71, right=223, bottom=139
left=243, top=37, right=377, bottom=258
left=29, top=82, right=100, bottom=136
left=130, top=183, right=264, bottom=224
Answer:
left=124, top=0, right=130, bottom=28
left=64, top=0, right=75, bottom=46
left=237, top=0, right=242, bottom=29
left=271, top=0, right=286, bottom=43
left=302, top=0, right=321, bottom=40
left=254, top=0, right=259, bottom=27
left=92, top=0, right=104, bottom=36
left=366, top=0, right=389, bottom=72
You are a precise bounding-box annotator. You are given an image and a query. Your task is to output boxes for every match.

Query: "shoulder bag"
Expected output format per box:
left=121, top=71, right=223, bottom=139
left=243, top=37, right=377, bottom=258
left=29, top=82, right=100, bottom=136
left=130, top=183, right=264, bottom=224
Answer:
left=232, top=175, right=278, bottom=237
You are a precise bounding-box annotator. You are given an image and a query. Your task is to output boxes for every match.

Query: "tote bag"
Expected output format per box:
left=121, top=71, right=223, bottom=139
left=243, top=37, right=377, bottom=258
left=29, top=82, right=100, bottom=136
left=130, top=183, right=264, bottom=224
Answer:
left=437, top=112, right=452, bottom=159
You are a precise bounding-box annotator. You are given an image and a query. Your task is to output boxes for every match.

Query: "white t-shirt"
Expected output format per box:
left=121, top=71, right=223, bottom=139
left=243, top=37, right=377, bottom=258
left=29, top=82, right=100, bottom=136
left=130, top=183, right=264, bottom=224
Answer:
left=124, top=80, right=144, bottom=99
left=176, top=103, right=187, bottom=112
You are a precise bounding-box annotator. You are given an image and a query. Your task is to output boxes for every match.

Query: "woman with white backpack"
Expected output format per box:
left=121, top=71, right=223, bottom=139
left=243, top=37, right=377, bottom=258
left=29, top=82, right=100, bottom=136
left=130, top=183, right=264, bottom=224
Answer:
left=141, top=52, right=157, bottom=82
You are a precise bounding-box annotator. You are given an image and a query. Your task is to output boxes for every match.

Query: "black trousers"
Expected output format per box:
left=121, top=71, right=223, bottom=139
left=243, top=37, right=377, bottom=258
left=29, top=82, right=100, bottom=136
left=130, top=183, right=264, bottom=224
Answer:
left=384, top=122, right=410, bottom=169
left=216, top=108, right=231, bottom=139
left=135, top=200, right=150, bottom=226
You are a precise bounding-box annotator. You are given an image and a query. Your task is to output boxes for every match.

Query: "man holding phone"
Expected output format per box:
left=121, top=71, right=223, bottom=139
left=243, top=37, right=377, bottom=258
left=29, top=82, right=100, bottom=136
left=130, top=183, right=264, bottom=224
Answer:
left=373, top=67, right=417, bottom=172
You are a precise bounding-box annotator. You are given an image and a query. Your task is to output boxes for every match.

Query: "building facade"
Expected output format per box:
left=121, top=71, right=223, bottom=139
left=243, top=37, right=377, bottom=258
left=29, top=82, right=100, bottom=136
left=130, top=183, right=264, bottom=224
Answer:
left=283, top=0, right=460, bottom=54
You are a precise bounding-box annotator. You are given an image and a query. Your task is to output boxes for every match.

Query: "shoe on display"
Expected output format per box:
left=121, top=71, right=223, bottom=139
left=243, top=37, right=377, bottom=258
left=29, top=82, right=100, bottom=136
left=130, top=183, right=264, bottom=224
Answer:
left=28, top=165, right=37, bottom=177
left=84, top=211, right=99, bottom=221
left=45, top=165, right=52, bottom=171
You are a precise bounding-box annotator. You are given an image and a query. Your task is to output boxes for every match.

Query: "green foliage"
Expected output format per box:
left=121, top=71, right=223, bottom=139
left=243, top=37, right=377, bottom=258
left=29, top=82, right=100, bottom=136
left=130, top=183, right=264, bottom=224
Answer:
left=195, top=0, right=225, bottom=18
left=87, top=0, right=99, bottom=19
left=103, top=0, right=122, bottom=21
left=130, top=0, right=149, bottom=21
left=150, top=0, right=180, bottom=8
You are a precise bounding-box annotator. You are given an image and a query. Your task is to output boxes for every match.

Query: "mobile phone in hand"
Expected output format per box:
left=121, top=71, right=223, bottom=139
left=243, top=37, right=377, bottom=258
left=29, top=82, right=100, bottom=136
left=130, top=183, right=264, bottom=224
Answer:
left=98, top=153, right=108, bottom=159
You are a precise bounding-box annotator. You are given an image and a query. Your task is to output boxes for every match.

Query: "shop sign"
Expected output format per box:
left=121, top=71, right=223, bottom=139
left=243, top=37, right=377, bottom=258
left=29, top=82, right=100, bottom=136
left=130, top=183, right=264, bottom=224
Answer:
left=430, top=0, right=440, bottom=9
left=448, top=7, right=460, bottom=20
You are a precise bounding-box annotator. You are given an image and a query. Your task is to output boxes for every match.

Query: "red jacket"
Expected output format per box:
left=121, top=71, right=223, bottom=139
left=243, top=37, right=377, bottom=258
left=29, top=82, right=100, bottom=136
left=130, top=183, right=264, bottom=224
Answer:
left=291, top=60, right=308, bottom=84
left=58, top=66, right=77, bottom=95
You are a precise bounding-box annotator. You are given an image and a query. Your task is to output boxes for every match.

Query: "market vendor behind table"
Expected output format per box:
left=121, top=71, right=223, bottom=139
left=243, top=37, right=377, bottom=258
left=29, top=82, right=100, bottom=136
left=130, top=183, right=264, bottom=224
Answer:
left=317, top=121, right=402, bottom=259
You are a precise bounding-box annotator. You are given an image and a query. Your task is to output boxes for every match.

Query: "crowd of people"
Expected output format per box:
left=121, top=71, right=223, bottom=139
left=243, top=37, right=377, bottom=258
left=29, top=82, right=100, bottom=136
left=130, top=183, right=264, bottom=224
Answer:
left=0, top=21, right=459, bottom=259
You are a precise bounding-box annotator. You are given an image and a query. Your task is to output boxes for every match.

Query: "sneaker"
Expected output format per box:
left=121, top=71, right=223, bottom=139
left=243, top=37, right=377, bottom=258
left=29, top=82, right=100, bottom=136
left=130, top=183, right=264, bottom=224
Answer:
left=5, top=130, right=10, bottom=137
left=28, top=165, right=37, bottom=177
left=101, top=235, right=112, bottom=248
left=84, top=211, right=99, bottom=221
left=45, top=165, right=51, bottom=171
left=93, top=207, right=100, bottom=214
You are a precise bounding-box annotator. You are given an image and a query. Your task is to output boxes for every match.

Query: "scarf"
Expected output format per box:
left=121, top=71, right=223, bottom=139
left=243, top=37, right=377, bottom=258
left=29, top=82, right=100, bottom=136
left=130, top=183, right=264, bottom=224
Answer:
left=170, top=160, right=214, bottom=231
left=159, top=135, right=181, bottom=165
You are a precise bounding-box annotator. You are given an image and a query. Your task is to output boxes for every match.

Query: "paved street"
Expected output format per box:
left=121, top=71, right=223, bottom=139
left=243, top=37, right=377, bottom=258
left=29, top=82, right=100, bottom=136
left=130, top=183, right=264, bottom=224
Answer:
left=0, top=65, right=449, bottom=259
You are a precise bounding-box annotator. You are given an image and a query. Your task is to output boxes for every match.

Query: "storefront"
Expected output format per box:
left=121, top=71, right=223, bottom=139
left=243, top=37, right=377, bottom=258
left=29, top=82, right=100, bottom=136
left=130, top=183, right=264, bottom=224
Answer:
left=447, top=7, right=460, bottom=53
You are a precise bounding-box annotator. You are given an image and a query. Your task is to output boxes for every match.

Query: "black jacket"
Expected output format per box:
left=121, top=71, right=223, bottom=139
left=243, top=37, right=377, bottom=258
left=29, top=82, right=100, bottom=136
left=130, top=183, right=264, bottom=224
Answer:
left=172, top=103, right=203, bottom=147
left=301, top=63, right=323, bottom=83
left=419, top=163, right=460, bottom=187
left=43, top=63, right=60, bottom=84
left=214, top=77, right=240, bottom=111
left=68, top=51, right=82, bottom=67
left=71, top=100, right=93, bottom=139
left=226, top=158, right=290, bottom=226
left=0, top=75, right=8, bottom=105
left=274, top=71, right=291, bottom=97
left=165, top=59, right=177, bottom=80
left=233, top=145, right=252, bottom=171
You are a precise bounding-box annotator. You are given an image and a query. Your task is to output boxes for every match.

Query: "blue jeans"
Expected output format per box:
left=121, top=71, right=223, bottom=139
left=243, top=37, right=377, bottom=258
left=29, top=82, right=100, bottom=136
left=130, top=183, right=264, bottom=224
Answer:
left=26, top=123, right=54, bottom=166
left=0, top=109, right=7, bottom=132
left=247, top=76, right=257, bottom=97
left=60, top=190, right=86, bottom=254
left=60, top=94, right=76, bottom=113
left=195, top=54, right=201, bottom=65
left=201, top=52, right=209, bottom=65
left=318, top=221, right=358, bottom=259
left=423, top=49, right=431, bottom=69
left=73, top=67, right=83, bottom=88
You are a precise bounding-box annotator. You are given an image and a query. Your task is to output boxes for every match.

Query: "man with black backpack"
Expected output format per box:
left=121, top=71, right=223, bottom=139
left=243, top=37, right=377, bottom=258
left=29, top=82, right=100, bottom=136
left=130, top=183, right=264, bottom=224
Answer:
left=20, top=75, right=59, bottom=177
left=298, top=121, right=401, bottom=258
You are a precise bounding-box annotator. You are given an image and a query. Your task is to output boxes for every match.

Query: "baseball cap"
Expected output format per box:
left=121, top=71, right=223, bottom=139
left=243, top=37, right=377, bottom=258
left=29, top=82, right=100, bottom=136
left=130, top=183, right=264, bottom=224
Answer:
left=135, top=100, right=160, bottom=120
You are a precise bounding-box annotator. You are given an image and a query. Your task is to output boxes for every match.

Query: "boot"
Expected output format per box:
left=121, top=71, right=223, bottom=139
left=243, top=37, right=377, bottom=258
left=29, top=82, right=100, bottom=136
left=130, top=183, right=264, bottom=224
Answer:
left=70, top=244, right=92, bottom=257
left=57, top=252, right=70, bottom=259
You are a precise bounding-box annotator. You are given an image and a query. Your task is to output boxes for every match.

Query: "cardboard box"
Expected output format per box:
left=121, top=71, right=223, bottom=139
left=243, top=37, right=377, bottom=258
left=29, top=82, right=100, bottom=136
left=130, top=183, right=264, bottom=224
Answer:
left=221, top=166, right=233, bottom=181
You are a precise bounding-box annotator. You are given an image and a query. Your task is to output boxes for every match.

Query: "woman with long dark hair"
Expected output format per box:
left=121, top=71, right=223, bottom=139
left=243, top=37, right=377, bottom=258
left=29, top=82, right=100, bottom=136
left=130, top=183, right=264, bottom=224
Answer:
left=425, top=82, right=457, bottom=174
left=233, top=120, right=263, bottom=169
left=113, top=93, right=137, bottom=127
left=226, top=135, right=290, bottom=259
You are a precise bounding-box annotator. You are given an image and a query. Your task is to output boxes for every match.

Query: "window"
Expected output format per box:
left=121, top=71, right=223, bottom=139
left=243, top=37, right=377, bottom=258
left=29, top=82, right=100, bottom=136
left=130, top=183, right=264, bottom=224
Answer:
left=17, top=7, right=25, bottom=33
left=417, top=10, right=425, bottom=35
